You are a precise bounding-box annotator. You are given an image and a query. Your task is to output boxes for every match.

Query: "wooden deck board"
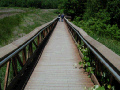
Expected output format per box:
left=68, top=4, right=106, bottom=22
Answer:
left=25, top=22, right=94, bottom=90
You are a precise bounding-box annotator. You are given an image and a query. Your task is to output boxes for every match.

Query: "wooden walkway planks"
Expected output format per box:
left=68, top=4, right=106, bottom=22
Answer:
left=25, top=22, right=94, bottom=90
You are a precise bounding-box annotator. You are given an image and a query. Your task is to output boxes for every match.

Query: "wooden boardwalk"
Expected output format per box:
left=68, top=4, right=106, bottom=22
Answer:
left=25, top=22, right=94, bottom=90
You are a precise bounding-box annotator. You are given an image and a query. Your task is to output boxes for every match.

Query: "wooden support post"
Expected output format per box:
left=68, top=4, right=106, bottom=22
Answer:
left=33, top=40, right=38, bottom=48
left=83, top=43, right=87, bottom=49
left=4, top=60, right=11, bottom=90
left=22, top=48, right=26, bottom=65
left=47, top=28, right=49, bottom=34
left=16, top=54, right=23, bottom=67
left=43, top=31, right=45, bottom=38
left=12, top=57, right=17, bottom=76
left=50, top=26, right=51, bottom=31
left=78, top=36, right=81, bottom=45
left=89, top=51, right=93, bottom=67
left=45, top=30, right=47, bottom=37
left=76, top=35, right=78, bottom=43
left=40, top=34, right=42, bottom=43
left=99, top=62, right=103, bottom=76
left=95, top=58, right=98, bottom=76
left=49, top=26, right=51, bottom=31
left=110, top=75, right=113, bottom=86
left=29, top=42, right=33, bottom=57
left=37, top=35, right=40, bottom=46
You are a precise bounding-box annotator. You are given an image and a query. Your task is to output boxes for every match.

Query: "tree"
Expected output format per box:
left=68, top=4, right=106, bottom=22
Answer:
left=62, top=0, right=86, bottom=20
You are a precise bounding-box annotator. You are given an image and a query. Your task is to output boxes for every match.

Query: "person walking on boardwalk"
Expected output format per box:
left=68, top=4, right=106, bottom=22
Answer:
left=58, top=14, right=61, bottom=22
left=61, top=14, right=64, bottom=22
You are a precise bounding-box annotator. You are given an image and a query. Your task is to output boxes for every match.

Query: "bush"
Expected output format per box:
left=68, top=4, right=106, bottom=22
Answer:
left=73, top=16, right=120, bottom=41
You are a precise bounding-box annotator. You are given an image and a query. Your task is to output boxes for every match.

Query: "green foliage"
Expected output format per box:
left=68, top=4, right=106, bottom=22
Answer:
left=59, top=0, right=86, bottom=20
left=90, top=85, right=105, bottom=90
left=0, top=8, right=57, bottom=46
left=78, top=45, right=116, bottom=90
left=0, top=0, right=64, bottom=9
left=73, top=17, right=120, bottom=55
left=0, top=14, right=22, bottom=45
left=73, top=16, right=120, bottom=41
left=78, top=45, right=95, bottom=74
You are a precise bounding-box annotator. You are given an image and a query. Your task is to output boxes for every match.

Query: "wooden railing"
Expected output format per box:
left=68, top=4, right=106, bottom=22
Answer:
left=0, top=18, right=58, bottom=90
left=65, top=18, right=120, bottom=89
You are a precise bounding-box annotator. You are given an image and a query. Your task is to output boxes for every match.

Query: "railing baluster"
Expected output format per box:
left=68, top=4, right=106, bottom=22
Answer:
left=43, top=30, right=46, bottom=37
left=110, top=75, right=113, bottom=86
left=41, top=32, right=43, bottom=41
left=37, top=35, right=40, bottom=46
left=33, top=40, right=38, bottom=48
left=47, top=28, right=48, bottom=34
left=40, top=34, right=42, bottom=43
left=12, top=57, right=17, bottom=76
left=22, top=48, right=26, bottom=65
left=28, top=42, right=33, bottom=57
left=16, top=54, right=23, bottom=67
left=45, top=30, right=47, bottom=36
left=95, top=58, right=98, bottom=76
left=4, top=60, right=11, bottom=90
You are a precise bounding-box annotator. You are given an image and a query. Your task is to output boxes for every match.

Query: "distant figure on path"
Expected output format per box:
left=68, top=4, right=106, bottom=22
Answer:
left=61, top=14, right=64, bottom=22
left=58, top=14, right=61, bottom=21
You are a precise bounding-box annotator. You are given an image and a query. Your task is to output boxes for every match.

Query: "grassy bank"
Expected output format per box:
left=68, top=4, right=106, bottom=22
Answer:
left=90, top=34, right=120, bottom=56
left=0, top=7, right=57, bottom=47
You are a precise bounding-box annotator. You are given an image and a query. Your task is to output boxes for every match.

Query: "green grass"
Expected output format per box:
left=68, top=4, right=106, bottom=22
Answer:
left=90, top=34, right=120, bottom=56
left=0, top=7, right=57, bottom=47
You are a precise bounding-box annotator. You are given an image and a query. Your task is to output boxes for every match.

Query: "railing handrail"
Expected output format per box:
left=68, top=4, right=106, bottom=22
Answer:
left=64, top=18, right=120, bottom=83
left=0, top=18, right=58, bottom=66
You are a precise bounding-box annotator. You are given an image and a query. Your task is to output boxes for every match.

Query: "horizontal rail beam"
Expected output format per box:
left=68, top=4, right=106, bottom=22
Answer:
left=0, top=18, right=58, bottom=90
left=0, top=18, right=58, bottom=67
left=64, top=18, right=120, bottom=83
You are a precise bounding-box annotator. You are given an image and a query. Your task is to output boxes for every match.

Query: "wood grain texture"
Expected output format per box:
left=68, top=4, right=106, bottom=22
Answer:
left=25, top=22, right=94, bottom=90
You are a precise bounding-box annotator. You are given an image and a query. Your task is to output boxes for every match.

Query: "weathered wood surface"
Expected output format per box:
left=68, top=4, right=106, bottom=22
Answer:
left=25, top=22, right=94, bottom=90
left=67, top=19, right=120, bottom=73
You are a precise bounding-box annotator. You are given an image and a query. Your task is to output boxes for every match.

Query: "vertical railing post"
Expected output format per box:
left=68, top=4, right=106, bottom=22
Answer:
left=78, top=36, right=81, bottom=45
left=12, top=57, right=17, bottom=76
left=28, top=42, right=33, bottom=57
left=95, top=58, right=99, bottom=76
left=110, top=75, right=113, bottom=86
left=40, top=34, right=42, bottom=43
left=43, top=30, right=45, bottom=38
left=37, top=35, right=40, bottom=46
left=4, top=60, right=11, bottom=90
left=22, top=48, right=26, bottom=65
left=45, top=29, right=47, bottom=36
left=50, top=25, right=52, bottom=31
left=49, top=26, right=51, bottom=32
left=47, top=28, right=49, bottom=33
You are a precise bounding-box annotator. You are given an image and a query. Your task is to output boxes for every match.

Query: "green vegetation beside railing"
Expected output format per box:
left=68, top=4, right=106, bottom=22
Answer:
left=73, top=18, right=120, bottom=56
left=59, top=0, right=120, bottom=56
left=0, top=7, right=57, bottom=47
left=78, top=44, right=116, bottom=90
